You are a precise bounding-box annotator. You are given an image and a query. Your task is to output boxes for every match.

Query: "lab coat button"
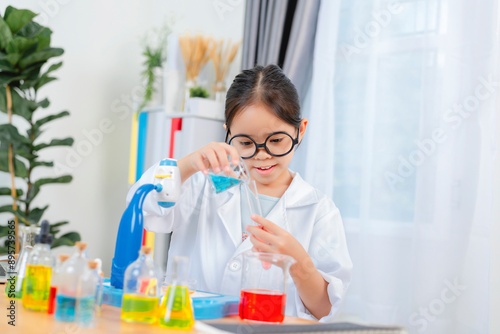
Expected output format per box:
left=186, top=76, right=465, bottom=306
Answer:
left=229, top=260, right=241, bottom=271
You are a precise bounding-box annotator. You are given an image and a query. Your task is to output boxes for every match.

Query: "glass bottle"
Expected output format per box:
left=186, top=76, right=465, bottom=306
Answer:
left=92, top=259, right=104, bottom=317
left=159, top=256, right=194, bottom=330
left=22, top=220, right=53, bottom=312
left=48, top=254, right=69, bottom=315
left=55, top=242, right=88, bottom=322
left=5, top=225, right=39, bottom=299
left=75, top=260, right=100, bottom=328
left=121, top=246, right=161, bottom=324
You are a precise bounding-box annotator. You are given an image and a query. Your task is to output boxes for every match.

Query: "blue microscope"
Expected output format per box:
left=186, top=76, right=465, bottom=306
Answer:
left=105, top=159, right=180, bottom=305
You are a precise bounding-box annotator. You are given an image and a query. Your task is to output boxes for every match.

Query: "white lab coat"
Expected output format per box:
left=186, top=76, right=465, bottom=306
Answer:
left=127, top=163, right=353, bottom=322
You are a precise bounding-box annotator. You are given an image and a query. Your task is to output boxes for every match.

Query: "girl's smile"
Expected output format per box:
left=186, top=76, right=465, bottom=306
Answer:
left=254, top=164, right=276, bottom=175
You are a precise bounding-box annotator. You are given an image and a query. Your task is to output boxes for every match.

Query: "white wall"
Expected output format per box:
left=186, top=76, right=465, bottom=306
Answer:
left=491, top=87, right=500, bottom=333
left=0, top=0, right=245, bottom=274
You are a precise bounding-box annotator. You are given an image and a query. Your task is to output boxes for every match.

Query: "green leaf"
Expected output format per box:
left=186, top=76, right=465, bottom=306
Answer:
left=16, top=21, right=43, bottom=39
left=0, top=225, right=9, bottom=238
left=0, top=59, right=15, bottom=71
left=51, top=235, right=79, bottom=248
left=0, top=205, right=14, bottom=213
left=5, top=8, right=37, bottom=34
left=0, top=72, right=24, bottom=86
left=4, top=6, right=16, bottom=21
left=19, top=38, right=39, bottom=59
left=0, top=124, right=31, bottom=149
left=49, top=221, right=68, bottom=232
left=0, top=53, right=21, bottom=66
left=34, top=175, right=72, bottom=187
left=31, top=160, right=54, bottom=168
left=45, top=61, right=62, bottom=74
left=0, top=88, right=39, bottom=120
left=18, top=47, right=63, bottom=69
left=26, top=175, right=72, bottom=202
left=35, top=76, right=57, bottom=91
left=0, top=88, right=5, bottom=112
left=19, top=61, right=43, bottom=83
left=26, top=205, right=48, bottom=225
left=0, top=149, right=28, bottom=178
left=35, top=27, right=52, bottom=51
left=13, top=89, right=37, bottom=119
left=34, top=137, right=74, bottom=151
left=58, top=231, right=80, bottom=243
left=0, top=17, right=13, bottom=50
left=34, top=110, right=69, bottom=128
left=25, top=184, right=39, bottom=203
left=8, top=36, right=37, bottom=54
left=38, top=98, right=49, bottom=108
left=0, top=187, right=23, bottom=197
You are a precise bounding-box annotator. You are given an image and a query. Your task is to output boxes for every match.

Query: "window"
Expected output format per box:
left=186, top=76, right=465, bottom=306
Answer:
left=333, top=0, right=443, bottom=223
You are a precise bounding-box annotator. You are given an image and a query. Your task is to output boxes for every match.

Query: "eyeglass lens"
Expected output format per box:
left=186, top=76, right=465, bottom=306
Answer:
left=230, top=133, right=294, bottom=158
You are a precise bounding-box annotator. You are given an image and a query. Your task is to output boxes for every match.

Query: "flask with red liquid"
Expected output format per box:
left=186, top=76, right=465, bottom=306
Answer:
left=239, top=252, right=295, bottom=323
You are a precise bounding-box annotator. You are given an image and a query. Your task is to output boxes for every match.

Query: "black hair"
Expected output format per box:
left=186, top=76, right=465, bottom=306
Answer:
left=225, top=65, right=301, bottom=133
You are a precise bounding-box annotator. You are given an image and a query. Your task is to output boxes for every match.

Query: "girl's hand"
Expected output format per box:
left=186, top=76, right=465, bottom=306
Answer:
left=178, top=142, right=240, bottom=182
left=245, top=214, right=309, bottom=263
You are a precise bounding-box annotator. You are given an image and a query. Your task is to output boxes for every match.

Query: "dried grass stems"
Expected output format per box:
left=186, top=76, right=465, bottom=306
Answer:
left=179, top=33, right=212, bottom=81
left=209, top=39, right=241, bottom=85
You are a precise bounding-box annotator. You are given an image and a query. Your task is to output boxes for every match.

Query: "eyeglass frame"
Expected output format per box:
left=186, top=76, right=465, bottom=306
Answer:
left=225, top=126, right=301, bottom=159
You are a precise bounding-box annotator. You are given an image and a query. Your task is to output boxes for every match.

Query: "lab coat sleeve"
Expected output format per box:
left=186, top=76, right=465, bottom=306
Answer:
left=125, top=162, right=205, bottom=233
left=294, top=200, right=353, bottom=322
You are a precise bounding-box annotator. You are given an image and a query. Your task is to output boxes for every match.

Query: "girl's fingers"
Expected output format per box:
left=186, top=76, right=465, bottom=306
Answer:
left=246, top=225, right=278, bottom=246
left=251, top=215, right=279, bottom=234
left=249, top=235, right=272, bottom=252
left=226, top=145, right=241, bottom=166
left=203, top=148, right=221, bottom=173
left=212, top=144, right=231, bottom=172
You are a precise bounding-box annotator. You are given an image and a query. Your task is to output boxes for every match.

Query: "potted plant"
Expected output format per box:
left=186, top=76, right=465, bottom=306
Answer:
left=0, top=6, right=80, bottom=254
left=137, top=23, right=171, bottom=112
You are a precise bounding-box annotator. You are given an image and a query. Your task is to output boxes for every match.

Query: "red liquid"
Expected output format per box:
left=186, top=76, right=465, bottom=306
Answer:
left=239, top=289, right=286, bottom=323
left=48, top=286, right=57, bottom=314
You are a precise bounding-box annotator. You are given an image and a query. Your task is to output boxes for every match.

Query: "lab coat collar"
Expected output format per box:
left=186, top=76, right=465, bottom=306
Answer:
left=283, top=171, right=321, bottom=208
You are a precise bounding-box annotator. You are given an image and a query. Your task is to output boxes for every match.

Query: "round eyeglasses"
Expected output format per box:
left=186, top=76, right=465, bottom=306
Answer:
left=226, top=130, right=299, bottom=159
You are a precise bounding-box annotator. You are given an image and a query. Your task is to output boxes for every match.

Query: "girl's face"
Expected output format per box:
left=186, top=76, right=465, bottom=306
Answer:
left=228, top=104, right=307, bottom=196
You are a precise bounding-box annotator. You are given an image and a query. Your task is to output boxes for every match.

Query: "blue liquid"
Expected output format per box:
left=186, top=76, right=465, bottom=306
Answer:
left=77, top=296, right=96, bottom=324
left=210, top=175, right=242, bottom=193
left=55, top=294, right=95, bottom=322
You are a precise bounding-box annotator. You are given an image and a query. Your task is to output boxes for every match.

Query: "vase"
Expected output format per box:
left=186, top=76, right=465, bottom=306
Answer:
left=182, top=79, right=196, bottom=112
left=213, top=80, right=226, bottom=104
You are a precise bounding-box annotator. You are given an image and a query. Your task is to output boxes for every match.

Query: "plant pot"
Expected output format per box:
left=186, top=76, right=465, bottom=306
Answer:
left=186, top=98, right=224, bottom=120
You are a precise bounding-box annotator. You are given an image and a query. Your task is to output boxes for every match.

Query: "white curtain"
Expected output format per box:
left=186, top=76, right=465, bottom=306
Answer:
left=291, top=0, right=498, bottom=333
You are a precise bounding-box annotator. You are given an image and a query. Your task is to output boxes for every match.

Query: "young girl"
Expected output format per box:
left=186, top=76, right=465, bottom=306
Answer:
left=128, top=65, right=352, bottom=321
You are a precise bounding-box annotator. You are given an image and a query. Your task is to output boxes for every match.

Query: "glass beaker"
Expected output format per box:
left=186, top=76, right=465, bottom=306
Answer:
left=207, top=157, right=250, bottom=194
left=239, top=252, right=296, bottom=323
